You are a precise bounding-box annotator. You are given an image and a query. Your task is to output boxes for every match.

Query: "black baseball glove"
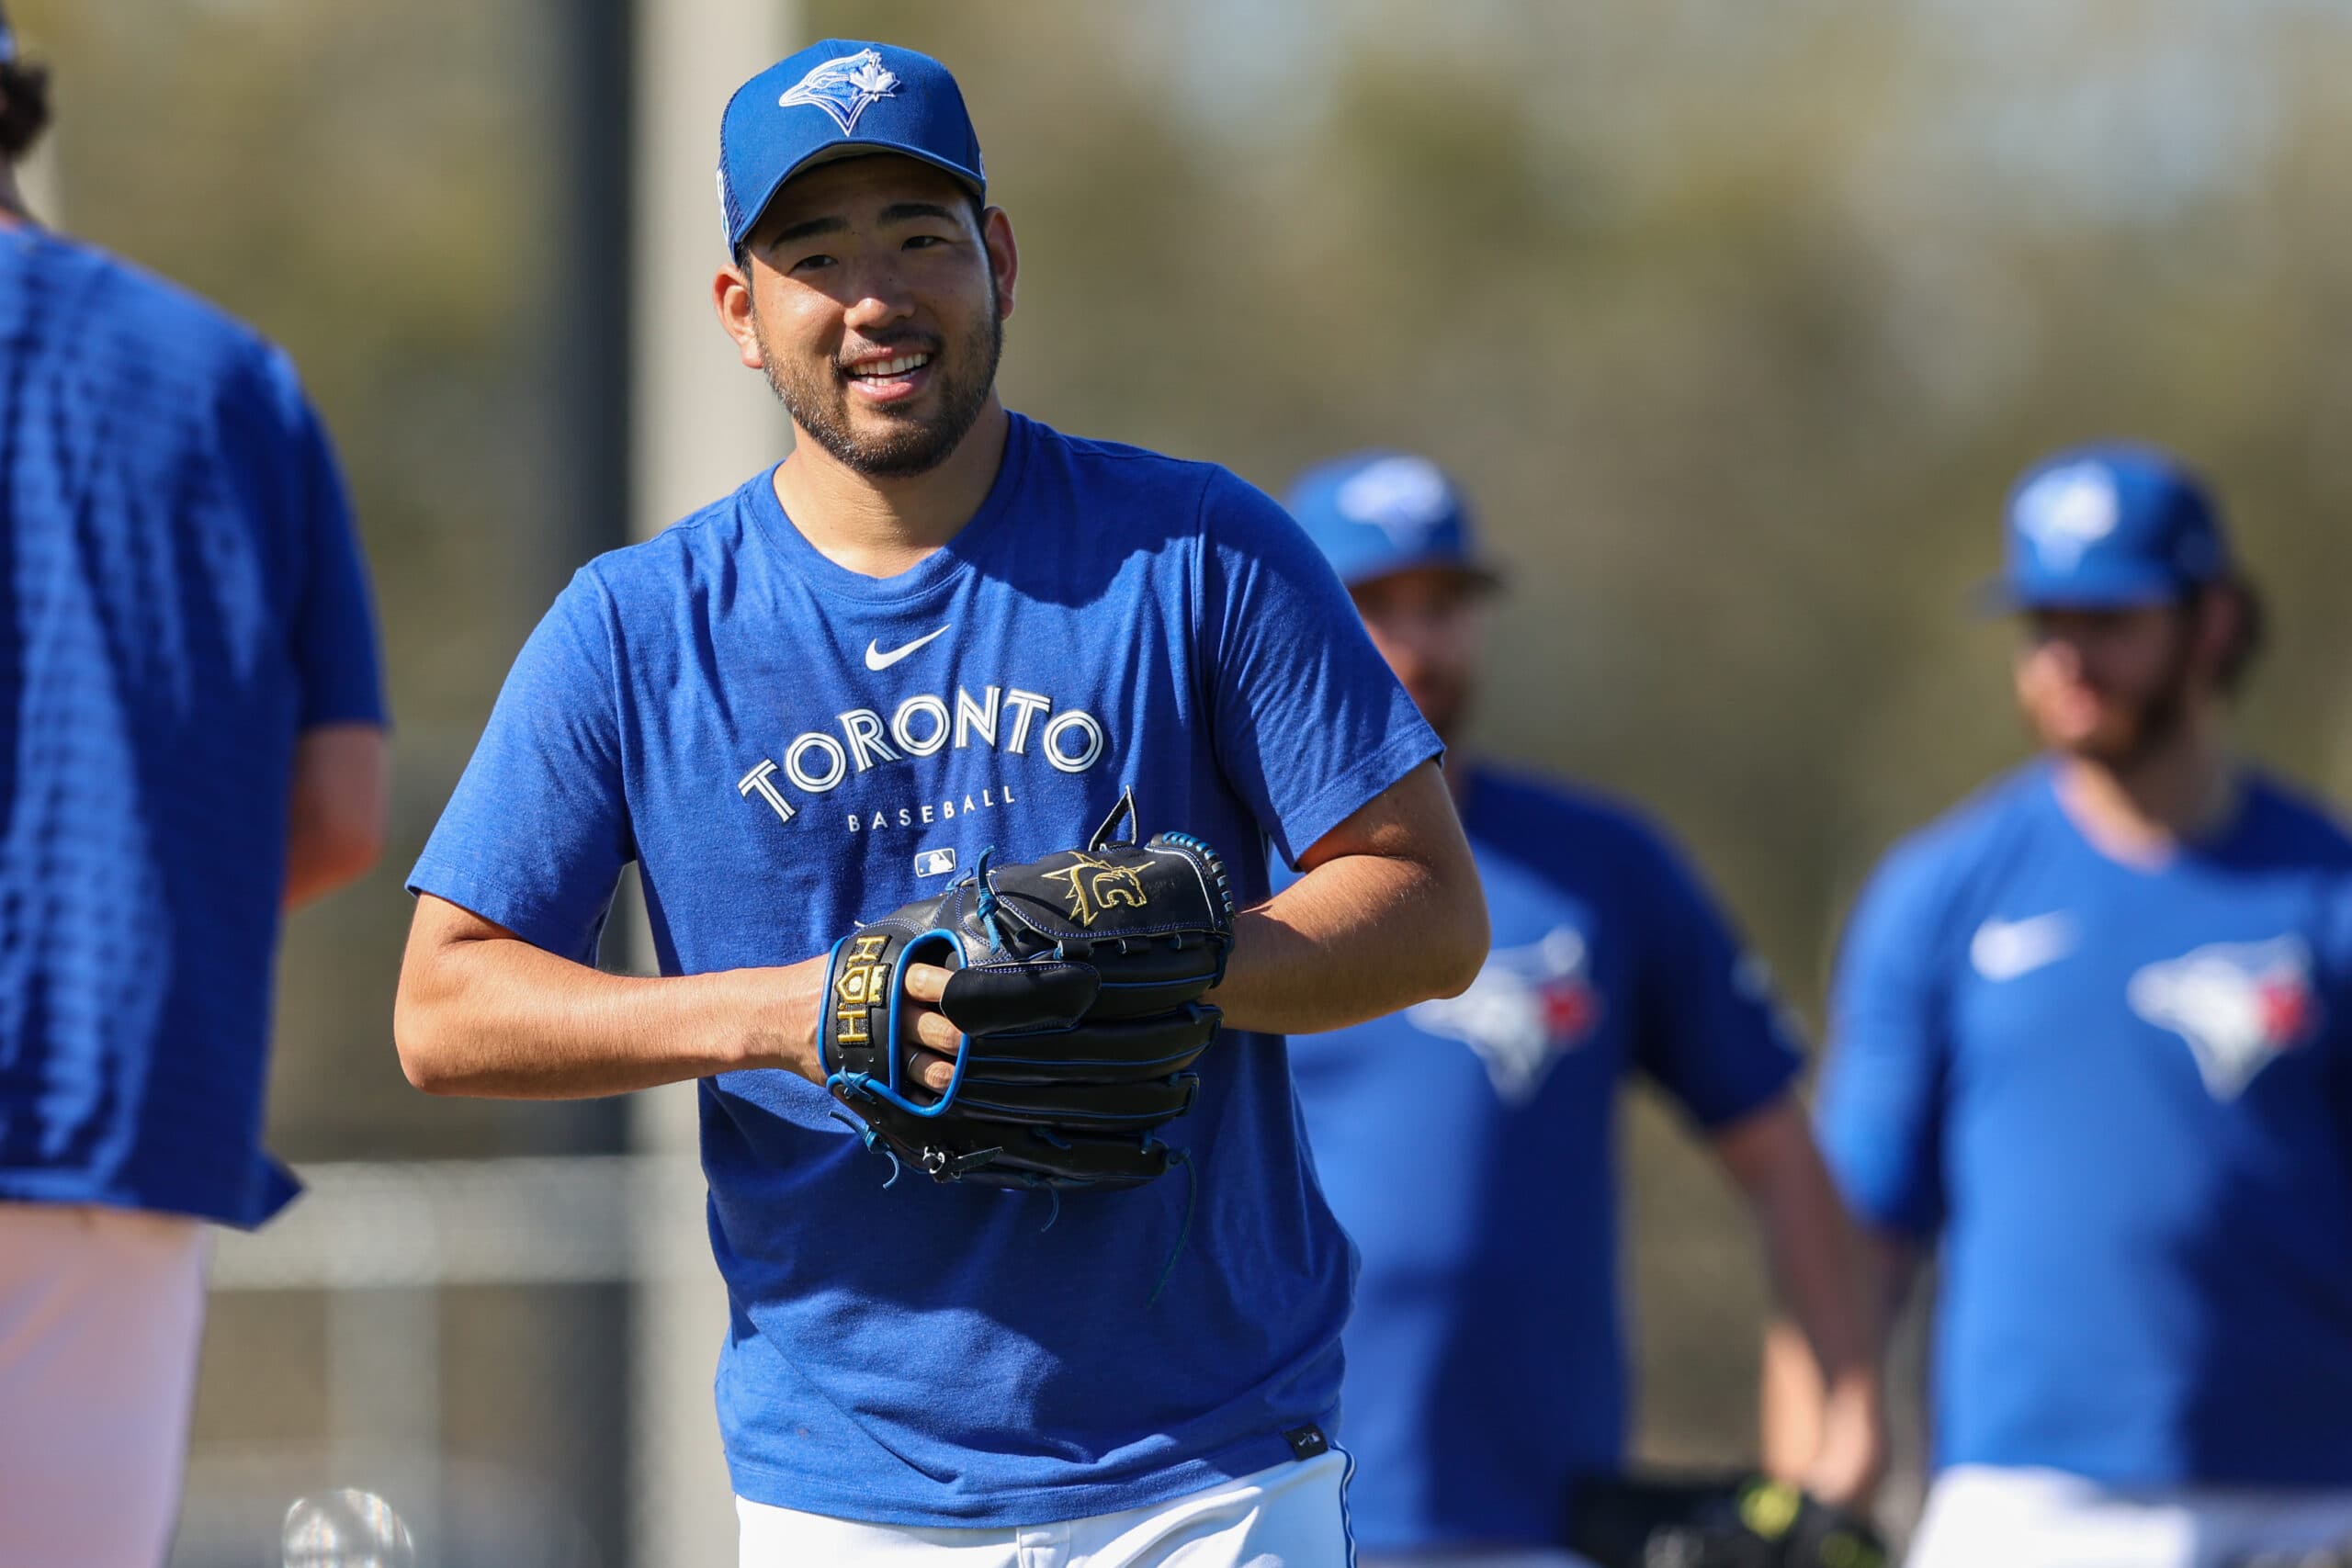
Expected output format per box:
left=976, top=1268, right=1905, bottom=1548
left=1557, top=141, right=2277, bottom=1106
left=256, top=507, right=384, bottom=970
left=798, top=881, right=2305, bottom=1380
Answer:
left=820, top=792, right=1235, bottom=1190
left=1567, top=1472, right=1888, bottom=1568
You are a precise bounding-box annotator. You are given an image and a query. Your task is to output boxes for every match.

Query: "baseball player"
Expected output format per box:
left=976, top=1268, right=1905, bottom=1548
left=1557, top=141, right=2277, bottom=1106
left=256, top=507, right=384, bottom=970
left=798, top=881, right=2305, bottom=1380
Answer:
left=0, top=12, right=391, bottom=1564
left=394, top=39, right=1486, bottom=1566
left=1768, top=444, right=2352, bottom=1566
left=1279, top=452, right=1886, bottom=1568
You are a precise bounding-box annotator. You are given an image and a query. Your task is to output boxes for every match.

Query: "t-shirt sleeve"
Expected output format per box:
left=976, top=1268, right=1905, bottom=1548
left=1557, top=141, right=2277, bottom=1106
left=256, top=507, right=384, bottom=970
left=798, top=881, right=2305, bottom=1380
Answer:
left=1195, top=469, right=1442, bottom=867
left=1815, top=839, right=1954, bottom=1240
left=264, top=350, right=388, bottom=729
left=1628, top=825, right=1805, bottom=1129
left=406, top=570, right=634, bottom=964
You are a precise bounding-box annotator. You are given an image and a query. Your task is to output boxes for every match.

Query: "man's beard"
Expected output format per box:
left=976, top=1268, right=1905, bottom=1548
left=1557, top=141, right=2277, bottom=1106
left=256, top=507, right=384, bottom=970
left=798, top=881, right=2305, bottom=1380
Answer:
left=2058, top=624, right=2199, bottom=771
left=757, top=292, right=1003, bottom=479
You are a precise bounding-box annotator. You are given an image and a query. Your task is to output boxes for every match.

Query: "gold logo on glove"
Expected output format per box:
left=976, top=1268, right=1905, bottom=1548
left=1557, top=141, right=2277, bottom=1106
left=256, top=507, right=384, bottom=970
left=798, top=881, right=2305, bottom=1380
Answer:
left=1042, top=853, right=1148, bottom=929
left=833, top=934, right=889, bottom=1044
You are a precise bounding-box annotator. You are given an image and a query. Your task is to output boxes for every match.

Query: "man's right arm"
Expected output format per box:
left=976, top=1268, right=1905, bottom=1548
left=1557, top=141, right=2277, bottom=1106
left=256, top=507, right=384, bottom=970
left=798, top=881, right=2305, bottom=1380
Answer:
left=1755, top=837, right=1954, bottom=1503
left=1760, top=1229, right=1918, bottom=1497
left=394, top=894, right=826, bottom=1098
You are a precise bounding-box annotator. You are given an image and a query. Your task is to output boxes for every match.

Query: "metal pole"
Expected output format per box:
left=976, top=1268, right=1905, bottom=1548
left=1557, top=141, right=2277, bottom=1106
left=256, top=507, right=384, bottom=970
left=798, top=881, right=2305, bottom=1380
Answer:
left=627, top=3, right=794, bottom=1565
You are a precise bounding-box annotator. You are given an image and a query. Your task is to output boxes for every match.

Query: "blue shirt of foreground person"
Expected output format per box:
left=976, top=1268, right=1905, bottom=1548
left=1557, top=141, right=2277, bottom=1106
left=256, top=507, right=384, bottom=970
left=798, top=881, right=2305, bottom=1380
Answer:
left=0, top=11, right=390, bottom=1561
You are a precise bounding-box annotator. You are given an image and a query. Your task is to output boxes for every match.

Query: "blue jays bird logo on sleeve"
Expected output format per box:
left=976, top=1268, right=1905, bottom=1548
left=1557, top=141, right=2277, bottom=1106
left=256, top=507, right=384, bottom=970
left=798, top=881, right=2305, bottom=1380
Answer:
left=779, top=49, right=900, bottom=133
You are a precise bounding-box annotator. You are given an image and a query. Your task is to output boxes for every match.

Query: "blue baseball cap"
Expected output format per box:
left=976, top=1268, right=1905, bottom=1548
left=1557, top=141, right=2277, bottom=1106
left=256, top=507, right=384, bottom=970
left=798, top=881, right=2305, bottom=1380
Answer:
left=718, top=40, right=986, bottom=255
left=1986, top=442, right=2230, bottom=611
left=1284, top=451, right=1502, bottom=590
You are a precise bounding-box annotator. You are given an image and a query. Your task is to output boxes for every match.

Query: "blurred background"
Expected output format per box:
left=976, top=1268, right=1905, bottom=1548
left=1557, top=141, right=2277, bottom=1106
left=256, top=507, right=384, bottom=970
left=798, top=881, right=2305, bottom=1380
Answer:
left=14, top=0, right=2352, bottom=1562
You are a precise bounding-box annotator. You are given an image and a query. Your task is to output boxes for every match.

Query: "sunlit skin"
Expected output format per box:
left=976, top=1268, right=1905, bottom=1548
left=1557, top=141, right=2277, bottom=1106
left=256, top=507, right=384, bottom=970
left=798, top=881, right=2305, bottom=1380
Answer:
left=1349, top=566, right=1492, bottom=750
left=712, top=154, right=1019, bottom=569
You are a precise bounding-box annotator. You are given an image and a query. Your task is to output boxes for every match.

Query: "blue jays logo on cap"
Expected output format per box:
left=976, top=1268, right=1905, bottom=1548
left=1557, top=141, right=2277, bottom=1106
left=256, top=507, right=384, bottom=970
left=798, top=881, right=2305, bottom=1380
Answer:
left=1335, top=456, right=1456, bottom=548
left=718, top=39, right=986, bottom=254
left=1986, top=442, right=2229, bottom=611
left=2013, top=461, right=2120, bottom=572
left=1285, top=450, right=1501, bottom=590
left=779, top=49, right=900, bottom=134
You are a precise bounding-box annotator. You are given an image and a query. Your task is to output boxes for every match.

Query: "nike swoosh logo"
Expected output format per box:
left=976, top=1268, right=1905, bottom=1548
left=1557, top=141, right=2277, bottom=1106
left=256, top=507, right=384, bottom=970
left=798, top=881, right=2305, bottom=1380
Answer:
left=864, top=625, right=951, bottom=671
left=1971, top=911, right=2077, bottom=983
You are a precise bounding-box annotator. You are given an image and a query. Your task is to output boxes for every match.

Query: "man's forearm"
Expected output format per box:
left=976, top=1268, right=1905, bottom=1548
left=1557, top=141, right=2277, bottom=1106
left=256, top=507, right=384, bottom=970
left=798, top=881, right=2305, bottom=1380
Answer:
left=1718, top=1100, right=1887, bottom=1507
left=1209, top=845, right=1485, bottom=1035
left=395, top=914, right=823, bottom=1099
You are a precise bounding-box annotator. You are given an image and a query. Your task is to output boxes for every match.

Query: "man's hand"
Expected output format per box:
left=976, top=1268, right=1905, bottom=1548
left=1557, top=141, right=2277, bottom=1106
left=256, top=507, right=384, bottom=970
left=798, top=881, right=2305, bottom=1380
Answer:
left=1717, top=1098, right=1890, bottom=1513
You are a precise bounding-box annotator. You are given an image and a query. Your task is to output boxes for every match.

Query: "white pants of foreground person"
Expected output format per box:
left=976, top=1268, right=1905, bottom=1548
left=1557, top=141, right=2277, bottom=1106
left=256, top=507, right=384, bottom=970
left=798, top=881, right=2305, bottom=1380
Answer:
left=739, top=1450, right=1352, bottom=1566
left=0, top=1201, right=209, bottom=1568
left=1908, top=1465, right=2352, bottom=1568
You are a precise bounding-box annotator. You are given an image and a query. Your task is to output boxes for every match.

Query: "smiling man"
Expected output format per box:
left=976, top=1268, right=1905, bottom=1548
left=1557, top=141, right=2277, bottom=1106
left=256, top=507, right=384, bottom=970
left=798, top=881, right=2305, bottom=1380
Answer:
left=394, top=39, right=1485, bottom=1566
left=1767, top=444, right=2352, bottom=1566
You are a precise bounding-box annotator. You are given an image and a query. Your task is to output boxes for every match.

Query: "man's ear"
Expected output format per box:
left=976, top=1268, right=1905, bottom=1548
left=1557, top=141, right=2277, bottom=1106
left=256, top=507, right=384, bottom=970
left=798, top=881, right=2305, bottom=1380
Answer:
left=981, top=207, right=1018, bottom=321
left=2195, top=581, right=2249, bottom=680
left=713, top=261, right=764, bottom=370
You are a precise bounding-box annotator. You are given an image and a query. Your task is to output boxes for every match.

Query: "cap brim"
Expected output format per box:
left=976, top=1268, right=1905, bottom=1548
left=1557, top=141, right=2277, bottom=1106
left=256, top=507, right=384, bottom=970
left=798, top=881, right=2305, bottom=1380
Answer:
left=731, top=141, right=987, bottom=252
left=1972, top=573, right=2188, bottom=616
left=1343, top=560, right=1506, bottom=594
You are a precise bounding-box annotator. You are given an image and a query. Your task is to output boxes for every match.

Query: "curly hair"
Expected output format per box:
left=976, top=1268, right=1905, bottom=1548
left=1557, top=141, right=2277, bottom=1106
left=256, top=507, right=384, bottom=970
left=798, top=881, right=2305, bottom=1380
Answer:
left=0, top=58, right=51, bottom=162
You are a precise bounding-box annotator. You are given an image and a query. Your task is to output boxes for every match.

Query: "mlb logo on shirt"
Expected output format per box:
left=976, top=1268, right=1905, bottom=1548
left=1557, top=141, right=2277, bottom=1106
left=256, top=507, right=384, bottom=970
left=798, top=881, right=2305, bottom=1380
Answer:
left=913, top=847, right=958, bottom=878
left=2126, top=934, right=2317, bottom=1100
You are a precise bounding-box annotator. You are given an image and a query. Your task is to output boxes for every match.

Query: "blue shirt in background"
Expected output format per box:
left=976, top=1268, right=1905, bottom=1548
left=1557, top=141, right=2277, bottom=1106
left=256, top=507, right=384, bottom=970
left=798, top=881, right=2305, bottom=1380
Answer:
left=408, top=412, right=1441, bottom=1526
left=0, top=226, right=386, bottom=1228
left=1289, top=766, right=1803, bottom=1551
left=1820, top=761, right=2352, bottom=1487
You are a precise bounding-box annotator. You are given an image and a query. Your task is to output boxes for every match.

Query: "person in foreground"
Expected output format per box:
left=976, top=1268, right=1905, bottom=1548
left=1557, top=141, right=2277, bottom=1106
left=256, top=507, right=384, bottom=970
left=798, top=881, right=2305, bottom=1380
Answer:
left=1279, top=453, right=1885, bottom=1568
left=1766, top=444, right=2352, bottom=1567
left=394, top=39, right=1485, bottom=1568
left=0, top=11, right=391, bottom=1564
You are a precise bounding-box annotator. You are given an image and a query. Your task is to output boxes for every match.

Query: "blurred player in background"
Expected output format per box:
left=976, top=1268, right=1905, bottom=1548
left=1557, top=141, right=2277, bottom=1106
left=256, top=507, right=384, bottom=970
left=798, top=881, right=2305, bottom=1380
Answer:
left=0, top=10, right=391, bottom=1563
left=1282, top=452, right=1884, bottom=1568
left=395, top=40, right=1485, bottom=1565
left=1767, top=444, right=2352, bottom=1566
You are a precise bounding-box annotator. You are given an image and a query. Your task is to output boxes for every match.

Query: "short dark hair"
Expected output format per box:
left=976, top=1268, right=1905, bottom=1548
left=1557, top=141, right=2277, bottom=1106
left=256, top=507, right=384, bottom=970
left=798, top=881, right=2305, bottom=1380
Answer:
left=0, top=57, right=50, bottom=163
left=2211, top=575, right=2266, bottom=695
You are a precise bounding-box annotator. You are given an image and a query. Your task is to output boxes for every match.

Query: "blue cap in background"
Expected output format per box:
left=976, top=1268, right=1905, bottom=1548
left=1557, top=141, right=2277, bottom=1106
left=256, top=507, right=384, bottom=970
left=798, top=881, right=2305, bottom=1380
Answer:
left=1284, top=451, right=1502, bottom=590
left=718, top=40, right=986, bottom=254
left=1988, top=443, right=2230, bottom=611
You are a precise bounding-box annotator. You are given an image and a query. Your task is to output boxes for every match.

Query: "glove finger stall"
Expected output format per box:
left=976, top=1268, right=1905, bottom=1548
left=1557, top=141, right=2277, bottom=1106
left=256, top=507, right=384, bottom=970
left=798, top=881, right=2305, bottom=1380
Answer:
left=939, top=960, right=1100, bottom=1034
left=962, top=1004, right=1220, bottom=1084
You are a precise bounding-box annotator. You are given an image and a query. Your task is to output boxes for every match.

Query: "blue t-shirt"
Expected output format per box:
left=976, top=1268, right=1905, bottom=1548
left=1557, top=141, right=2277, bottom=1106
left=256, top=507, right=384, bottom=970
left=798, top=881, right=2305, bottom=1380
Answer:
left=0, top=228, right=386, bottom=1228
left=1288, top=768, right=1803, bottom=1551
left=1820, top=761, right=2352, bottom=1487
left=408, top=412, right=1441, bottom=1526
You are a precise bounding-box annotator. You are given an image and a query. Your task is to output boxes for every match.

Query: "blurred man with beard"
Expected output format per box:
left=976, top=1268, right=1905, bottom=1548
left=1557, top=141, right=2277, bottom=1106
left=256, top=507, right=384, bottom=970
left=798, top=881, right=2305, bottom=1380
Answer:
left=1281, top=452, right=1884, bottom=1567
left=1767, top=445, right=2352, bottom=1565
